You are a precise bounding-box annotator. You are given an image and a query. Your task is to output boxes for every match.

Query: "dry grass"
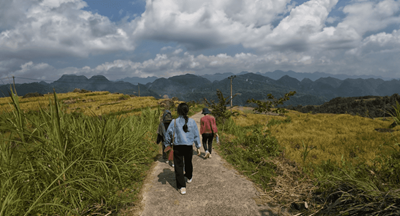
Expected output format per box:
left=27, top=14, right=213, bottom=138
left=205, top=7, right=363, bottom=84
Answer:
left=0, top=91, right=179, bottom=116
left=231, top=107, right=400, bottom=168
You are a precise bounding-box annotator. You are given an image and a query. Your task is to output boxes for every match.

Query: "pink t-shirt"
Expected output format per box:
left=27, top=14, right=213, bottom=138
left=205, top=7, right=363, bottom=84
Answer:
left=200, top=115, right=218, bottom=134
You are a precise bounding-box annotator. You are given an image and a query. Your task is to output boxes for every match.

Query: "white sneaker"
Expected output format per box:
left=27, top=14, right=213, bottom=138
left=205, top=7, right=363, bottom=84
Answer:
left=187, top=178, right=192, bottom=183
left=205, top=151, right=210, bottom=159
left=179, top=187, right=186, bottom=195
left=171, top=163, right=174, bottom=167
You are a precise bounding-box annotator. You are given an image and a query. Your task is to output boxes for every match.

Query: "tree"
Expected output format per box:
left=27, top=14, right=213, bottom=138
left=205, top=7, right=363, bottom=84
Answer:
left=247, top=91, right=296, bottom=114
left=203, top=89, right=238, bottom=124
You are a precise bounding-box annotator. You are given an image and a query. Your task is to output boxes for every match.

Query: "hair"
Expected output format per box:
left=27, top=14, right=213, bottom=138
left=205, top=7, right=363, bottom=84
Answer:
left=177, top=103, right=189, bottom=132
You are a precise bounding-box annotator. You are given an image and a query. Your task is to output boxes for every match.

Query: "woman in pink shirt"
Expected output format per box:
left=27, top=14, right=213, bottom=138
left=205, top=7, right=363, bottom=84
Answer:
left=200, top=108, right=218, bottom=159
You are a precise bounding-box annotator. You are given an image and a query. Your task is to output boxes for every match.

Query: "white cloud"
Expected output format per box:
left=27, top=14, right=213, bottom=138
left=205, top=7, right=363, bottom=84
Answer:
left=341, top=0, right=400, bottom=36
left=1, top=0, right=400, bottom=81
left=326, top=16, right=339, bottom=24
left=133, top=0, right=291, bottom=50
left=0, top=0, right=136, bottom=61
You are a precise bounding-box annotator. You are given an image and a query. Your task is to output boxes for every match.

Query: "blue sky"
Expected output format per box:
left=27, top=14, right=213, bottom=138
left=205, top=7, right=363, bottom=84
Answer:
left=1, top=0, right=400, bottom=83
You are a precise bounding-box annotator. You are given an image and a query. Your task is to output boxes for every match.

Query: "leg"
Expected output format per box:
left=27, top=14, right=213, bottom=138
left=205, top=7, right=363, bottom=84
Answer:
left=162, top=144, right=167, bottom=159
left=183, top=145, right=193, bottom=180
left=202, top=134, right=208, bottom=153
left=173, top=145, right=185, bottom=189
left=208, top=133, right=214, bottom=154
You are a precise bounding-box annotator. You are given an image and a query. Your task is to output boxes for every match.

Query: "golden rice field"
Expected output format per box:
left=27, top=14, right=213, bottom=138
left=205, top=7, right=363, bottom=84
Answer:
left=0, top=91, right=170, bottom=116
left=232, top=107, right=400, bottom=167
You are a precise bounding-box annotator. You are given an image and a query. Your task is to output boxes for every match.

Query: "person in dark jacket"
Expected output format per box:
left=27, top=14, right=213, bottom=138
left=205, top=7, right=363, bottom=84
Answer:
left=157, top=110, right=174, bottom=167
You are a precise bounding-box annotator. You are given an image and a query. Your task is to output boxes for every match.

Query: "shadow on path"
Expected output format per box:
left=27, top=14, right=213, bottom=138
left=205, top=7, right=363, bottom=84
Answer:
left=157, top=168, right=176, bottom=189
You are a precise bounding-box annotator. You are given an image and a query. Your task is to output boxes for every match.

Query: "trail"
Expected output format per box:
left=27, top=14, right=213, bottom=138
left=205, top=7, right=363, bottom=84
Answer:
left=137, top=112, right=278, bottom=216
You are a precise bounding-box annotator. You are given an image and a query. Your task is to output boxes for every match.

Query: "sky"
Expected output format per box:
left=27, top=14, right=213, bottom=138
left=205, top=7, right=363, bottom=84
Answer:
left=0, top=0, right=400, bottom=84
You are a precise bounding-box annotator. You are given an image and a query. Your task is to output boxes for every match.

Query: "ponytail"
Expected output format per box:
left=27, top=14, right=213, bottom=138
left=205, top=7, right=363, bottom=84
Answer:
left=183, top=114, right=189, bottom=132
left=177, top=103, right=189, bottom=132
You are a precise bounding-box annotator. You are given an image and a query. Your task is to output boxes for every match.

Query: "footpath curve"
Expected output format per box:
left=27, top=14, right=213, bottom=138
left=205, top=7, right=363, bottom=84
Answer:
left=137, top=112, right=277, bottom=216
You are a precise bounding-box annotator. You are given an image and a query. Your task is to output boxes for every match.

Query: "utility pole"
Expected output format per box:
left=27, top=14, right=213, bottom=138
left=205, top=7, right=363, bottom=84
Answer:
left=12, top=76, right=17, bottom=95
left=138, top=84, right=140, bottom=97
left=228, top=75, right=236, bottom=110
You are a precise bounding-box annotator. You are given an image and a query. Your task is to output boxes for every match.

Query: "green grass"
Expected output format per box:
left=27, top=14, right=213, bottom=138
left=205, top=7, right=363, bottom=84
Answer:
left=216, top=118, right=281, bottom=190
left=0, top=90, right=160, bottom=215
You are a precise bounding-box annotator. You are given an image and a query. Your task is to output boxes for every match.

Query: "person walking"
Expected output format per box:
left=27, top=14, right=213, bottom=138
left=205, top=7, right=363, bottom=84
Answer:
left=156, top=110, right=174, bottom=167
left=164, top=103, right=201, bottom=195
left=200, top=108, right=218, bottom=159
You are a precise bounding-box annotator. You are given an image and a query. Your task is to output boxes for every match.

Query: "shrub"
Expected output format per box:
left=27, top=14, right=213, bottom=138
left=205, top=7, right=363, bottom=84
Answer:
left=73, top=88, right=92, bottom=93
left=204, top=89, right=239, bottom=124
left=22, top=92, right=44, bottom=98
left=247, top=91, right=296, bottom=115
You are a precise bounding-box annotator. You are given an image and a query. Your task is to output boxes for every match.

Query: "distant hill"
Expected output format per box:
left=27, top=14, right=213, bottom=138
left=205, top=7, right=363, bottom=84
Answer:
left=0, top=74, right=160, bottom=98
left=200, top=70, right=396, bottom=82
left=200, top=72, right=235, bottom=82
left=2, top=72, right=400, bottom=107
left=115, top=76, right=158, bottom=85
left=259, top=70, right=395, bottom=81
left=146, top=74, right=212, bottom=98
left=287, top=94, right=400, bottom=119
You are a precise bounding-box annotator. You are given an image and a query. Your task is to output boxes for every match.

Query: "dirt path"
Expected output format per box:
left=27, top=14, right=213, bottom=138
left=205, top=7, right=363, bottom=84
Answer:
left=138, top=112, right=278, bottom=216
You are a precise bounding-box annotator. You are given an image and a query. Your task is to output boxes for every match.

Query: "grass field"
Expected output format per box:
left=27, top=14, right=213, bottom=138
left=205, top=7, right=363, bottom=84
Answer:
left=0, top=91, right=184, bottom=216
left=0, top=91, right=161, bottom=116
left=216, top=106, right=400, bottom=215
left=232, top=108, right=400, bottom=168
left=2, top=89, right=399, bottom=215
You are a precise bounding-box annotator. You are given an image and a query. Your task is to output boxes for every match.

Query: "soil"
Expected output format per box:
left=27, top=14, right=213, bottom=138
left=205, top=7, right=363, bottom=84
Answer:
left=135, top=112, right=284, bottom=216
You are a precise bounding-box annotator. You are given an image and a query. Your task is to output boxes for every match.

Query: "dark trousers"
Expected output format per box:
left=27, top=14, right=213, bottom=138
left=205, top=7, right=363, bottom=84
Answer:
left=202, top=133, right=214, bottom=154
left=162, top=144, right=167, bottom=159
left=173, top=145, right=193, bottom=189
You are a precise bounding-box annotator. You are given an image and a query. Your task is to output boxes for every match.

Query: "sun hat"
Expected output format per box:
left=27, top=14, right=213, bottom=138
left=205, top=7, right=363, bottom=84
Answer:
left=202, top=108, right=211, bottom=114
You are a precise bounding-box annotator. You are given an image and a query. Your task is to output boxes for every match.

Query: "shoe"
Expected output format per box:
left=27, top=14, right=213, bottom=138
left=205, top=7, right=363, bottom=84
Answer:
left=165, top=160, right=169, bottom=164
left=187, top=178, right=192, bottom=183
left=205, top=151, right=210, bottom=159
left=179, top=187, right=186, bottom=195
left=171, top=163, right=174, bottom=167
left=209, top=154, right=212, bottom=158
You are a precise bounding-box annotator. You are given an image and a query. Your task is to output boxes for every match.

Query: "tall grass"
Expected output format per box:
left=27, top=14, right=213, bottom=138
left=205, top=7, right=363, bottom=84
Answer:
left=0, top=90, right=160, bottom=215
left=217, top=118, right=281, bottom=189
left=224, top=107, right=400, bottom=215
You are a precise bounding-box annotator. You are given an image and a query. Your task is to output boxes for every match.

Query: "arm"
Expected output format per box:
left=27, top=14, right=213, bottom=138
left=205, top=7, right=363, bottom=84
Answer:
left=164, top=120, right=174, bottom=147
left=156, top=134, right=163, bottom=144
left=212, top=117, right=218, bottom=134
left=200, top=118, right=204, bottom=135
left=192, top=119, right=201, bottom=149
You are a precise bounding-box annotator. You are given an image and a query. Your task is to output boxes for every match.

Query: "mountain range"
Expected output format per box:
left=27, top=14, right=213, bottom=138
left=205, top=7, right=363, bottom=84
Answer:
left=114, top=70, right=396, bottom=84
left=1, top=72, right=400, bottom=107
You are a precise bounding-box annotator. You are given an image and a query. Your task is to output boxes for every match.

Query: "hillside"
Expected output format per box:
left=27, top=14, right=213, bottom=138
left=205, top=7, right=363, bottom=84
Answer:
left=2, top=72, right=400, bottom=108
left=287, top=93, right=400, bottom=119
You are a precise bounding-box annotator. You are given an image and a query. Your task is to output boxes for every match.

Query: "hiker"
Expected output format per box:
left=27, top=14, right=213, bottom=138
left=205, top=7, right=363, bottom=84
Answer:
left=164, top=103, right=201, bottom=195
left=200, top=108, right=218, bottom=159
left=157, top=110, right=174, bottom=167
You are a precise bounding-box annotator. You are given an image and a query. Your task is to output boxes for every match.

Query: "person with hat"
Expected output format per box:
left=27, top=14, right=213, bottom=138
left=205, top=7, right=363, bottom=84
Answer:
left=200, top=108, right=218, bottom=159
